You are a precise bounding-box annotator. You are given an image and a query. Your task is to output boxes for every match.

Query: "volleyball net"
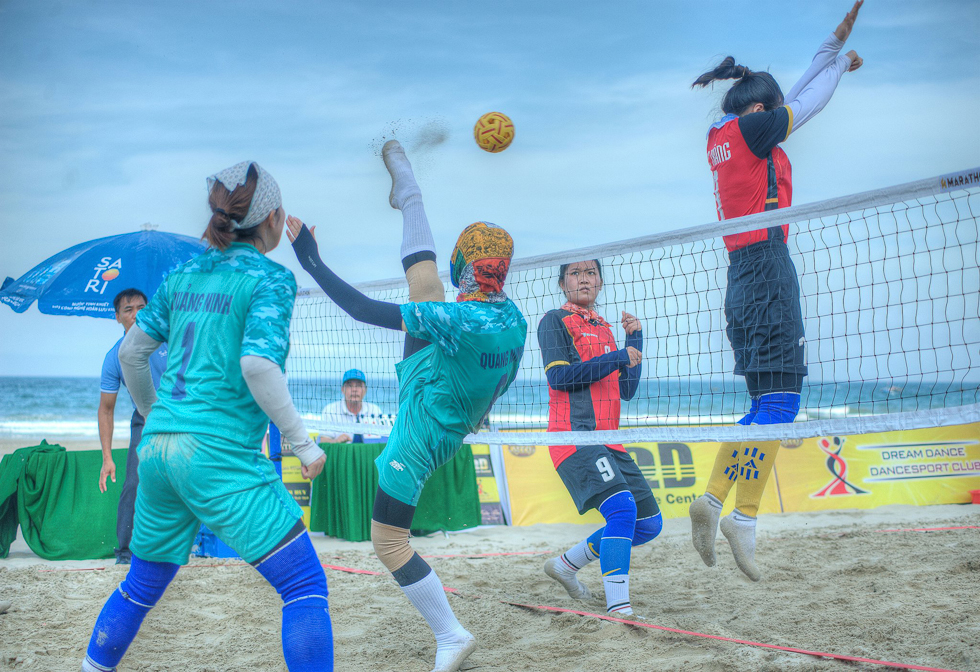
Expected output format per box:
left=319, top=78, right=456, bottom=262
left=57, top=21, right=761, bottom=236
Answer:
left=287, top=167, right=980, bottom=446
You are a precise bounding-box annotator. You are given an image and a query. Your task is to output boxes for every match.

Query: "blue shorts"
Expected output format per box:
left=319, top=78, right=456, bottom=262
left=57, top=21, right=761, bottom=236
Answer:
left=725, top=239, right=808, bottom=378
left=130, top=432, right=302, bottom=564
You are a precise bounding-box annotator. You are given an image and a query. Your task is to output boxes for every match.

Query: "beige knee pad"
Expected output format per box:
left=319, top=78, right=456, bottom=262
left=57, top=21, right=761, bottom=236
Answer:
left=371, top=520, right=415, bottom=573
left=405, top=260, right=444, bottom=303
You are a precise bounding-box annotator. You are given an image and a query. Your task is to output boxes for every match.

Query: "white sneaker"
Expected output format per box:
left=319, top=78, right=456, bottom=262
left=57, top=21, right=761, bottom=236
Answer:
left=432, top=629, right=476, bottom=672
left=544, top=557, right=593, bottom=600
left=382, top=139, right=420, bottom=210
left=720, top=510, right=761, bottom=582
left=689, top=494, right=722, bottom=567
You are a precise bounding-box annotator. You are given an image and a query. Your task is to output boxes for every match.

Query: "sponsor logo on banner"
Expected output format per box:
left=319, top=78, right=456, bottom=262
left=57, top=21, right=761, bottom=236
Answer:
left=85, top=257, right=123, bottom=295
left=939, top=168, right=980, bottom=192
left=629, top=443, right=697, bottom=506
left=857, top=440, right=980, bottom=482
left=812, top=437, right=870, bottom=498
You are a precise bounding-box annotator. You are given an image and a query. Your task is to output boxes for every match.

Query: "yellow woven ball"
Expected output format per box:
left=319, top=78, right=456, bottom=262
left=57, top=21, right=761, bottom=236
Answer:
left=473, top=112, right=515, bottom=153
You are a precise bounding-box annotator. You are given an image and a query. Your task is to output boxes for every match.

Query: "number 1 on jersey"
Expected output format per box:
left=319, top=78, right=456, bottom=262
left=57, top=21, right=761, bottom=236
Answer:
left=171, top=321, right=196, bottom=400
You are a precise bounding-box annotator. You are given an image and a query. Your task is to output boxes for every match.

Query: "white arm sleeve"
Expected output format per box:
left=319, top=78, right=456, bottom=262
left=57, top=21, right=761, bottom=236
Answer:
left=240, top=355, right=325, bottom=467
left=119, top=325, right=161, bottom=418
left=785, top=33, right=846, bottom=102
left=786, top=52, right=853, bottom=135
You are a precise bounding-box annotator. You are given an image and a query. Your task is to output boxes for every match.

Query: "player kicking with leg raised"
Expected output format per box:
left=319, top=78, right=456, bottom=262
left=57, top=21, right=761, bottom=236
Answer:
left=289, top=140, right=527, bottom=672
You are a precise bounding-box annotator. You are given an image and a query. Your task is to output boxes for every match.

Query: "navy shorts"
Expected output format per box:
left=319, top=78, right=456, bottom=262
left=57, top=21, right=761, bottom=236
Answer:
left=556, top=445, right=657, bottom=516
left=725, top=239, right=808, bottom=378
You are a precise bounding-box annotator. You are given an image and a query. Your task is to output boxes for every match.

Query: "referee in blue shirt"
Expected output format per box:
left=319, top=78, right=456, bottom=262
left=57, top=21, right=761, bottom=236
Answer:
left=98, top=288, right=167, bottom=564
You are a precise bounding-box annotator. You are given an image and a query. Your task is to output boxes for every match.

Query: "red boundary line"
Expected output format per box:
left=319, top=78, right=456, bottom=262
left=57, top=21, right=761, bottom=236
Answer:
left=874, top=525, right=979, bottom=533
left=31, top=558, right=968, bottom=670
left=502, top=601, right=967, bottom=672
left=36, top=523, right=976, bottom=574
left=314, top=562, right=965, bottom=672
left=419, top=550, right=553, bottom=559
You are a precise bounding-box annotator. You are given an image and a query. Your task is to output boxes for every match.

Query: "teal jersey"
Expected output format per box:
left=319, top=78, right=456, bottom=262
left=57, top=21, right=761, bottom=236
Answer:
left=398, top=299, right=527, bottom=436
left=136, top=243, right=297, bottom=448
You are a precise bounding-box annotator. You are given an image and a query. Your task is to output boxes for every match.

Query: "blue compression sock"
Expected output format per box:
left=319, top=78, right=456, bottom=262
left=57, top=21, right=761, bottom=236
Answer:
left=752, top=392, right=801, bottom=425
left=737, top=397, right=761, bottom=425
left=84, top=556, right=179, bottom=671
left=596, top=491, right=636, bottom=613
left=255, top=531, right=333, bottom=672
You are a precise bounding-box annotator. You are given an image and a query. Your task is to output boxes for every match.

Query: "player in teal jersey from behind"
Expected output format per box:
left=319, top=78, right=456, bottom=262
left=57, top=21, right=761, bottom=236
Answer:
left=80, top=162, right=333, bottom=672
left=289, top=140, right=526, bottom=672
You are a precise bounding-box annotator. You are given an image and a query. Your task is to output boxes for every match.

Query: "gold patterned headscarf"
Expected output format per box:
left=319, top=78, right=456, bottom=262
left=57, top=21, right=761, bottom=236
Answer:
left=450, top=221, right=514, bottom=303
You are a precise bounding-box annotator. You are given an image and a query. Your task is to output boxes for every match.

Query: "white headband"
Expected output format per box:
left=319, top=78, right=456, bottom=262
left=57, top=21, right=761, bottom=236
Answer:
left=206, top=161, right=282, bottom=230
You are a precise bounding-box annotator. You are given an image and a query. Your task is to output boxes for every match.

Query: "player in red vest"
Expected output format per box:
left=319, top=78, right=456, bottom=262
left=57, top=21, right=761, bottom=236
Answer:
left=539, top=259, right=662, bottom=617
left=688, top=1, right=864, bottom=581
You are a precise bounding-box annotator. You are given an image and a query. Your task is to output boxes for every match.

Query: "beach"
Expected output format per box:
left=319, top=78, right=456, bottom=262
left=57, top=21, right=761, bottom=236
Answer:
left=2, top=503, right=977, bottom=671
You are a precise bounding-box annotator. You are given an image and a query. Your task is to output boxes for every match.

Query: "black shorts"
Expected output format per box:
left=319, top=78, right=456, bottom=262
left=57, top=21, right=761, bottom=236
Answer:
left=556, top=445, right=657, bottom=516
left=725, top=239, right=808, bottom=378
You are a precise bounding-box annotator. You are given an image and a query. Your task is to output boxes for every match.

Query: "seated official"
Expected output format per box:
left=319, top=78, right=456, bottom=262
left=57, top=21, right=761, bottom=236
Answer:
left=320, top=369, right=384, bottom=443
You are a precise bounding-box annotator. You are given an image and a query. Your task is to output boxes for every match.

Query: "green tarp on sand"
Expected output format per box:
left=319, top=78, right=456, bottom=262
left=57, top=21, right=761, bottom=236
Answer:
left=0, top=442, right=125, bottom=560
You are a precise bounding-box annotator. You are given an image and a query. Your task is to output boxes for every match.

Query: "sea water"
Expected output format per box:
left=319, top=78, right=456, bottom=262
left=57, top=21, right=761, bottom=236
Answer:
left=4, top=376, right=977, bottom=440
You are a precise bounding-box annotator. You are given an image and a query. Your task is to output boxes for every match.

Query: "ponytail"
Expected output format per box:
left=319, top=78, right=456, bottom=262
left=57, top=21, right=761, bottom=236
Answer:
left=204, top=164, right=260, bottom=250
left=692, top=57, right=784, bottom=116
left=692, top=56, right=750, bottom=88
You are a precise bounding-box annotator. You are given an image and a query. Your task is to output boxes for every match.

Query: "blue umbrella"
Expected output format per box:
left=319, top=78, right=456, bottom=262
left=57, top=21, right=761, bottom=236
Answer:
left=0, top=229, right=208, bottom=319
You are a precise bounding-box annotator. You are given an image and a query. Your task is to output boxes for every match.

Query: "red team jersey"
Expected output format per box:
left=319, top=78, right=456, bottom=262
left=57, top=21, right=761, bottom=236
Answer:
left=707, top=106, right=795, bottom=252
left=539, top=309, right=626, bottom=468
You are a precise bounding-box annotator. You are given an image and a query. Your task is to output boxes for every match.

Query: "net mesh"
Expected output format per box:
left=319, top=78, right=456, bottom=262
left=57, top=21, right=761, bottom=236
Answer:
left=287, top=169, right=980, bottom=445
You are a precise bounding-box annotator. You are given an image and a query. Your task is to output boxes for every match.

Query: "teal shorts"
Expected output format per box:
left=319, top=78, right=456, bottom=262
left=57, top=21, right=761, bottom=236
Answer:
left=130, top=432, right=303, bottom=564
left=375, top=400, right=465, bottom=506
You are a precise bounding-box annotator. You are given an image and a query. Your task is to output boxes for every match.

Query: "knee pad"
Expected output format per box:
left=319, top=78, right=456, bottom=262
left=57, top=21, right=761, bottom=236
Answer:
left=120, top=556, right=179, bottom=608
left=406, top=260, right=444, bottom=303
left=632, top=513, right=663, bottom=546
left=255, top=531, right=328, bottom=607
left=752, top=392, right=800, bottom=425
left=371, top=520, right=415, bottom=573
left=597, top=490, right=637, bottom=540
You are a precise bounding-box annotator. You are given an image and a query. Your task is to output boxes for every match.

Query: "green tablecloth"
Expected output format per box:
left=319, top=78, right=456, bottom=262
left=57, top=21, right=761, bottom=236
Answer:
left=308, top=443, right=481, bottom=542
left=0, top=442, right=127, bottom=560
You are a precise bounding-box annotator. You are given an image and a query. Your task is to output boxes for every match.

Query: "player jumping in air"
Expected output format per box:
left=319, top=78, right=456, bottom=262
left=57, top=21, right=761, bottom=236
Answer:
left=81, top=162, right=332, bottom=672
left=539, top=260, right=662, bottom=617
left=289, top=140, right=527, bottom=672
left=688, top=1, right=864, bottom=581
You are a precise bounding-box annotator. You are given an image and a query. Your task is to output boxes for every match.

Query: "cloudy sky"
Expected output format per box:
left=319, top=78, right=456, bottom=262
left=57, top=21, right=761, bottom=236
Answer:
left=1, top=0, right=978, bottom=377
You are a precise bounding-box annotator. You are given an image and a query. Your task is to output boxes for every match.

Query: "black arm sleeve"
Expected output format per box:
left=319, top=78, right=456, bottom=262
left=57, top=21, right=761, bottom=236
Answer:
left=548, top=351, right=630, bottom=392
left=619, top=330, right=642, bottom=401
left=538, top=311, right=630, bottom=392
left=291, top=225, right=403, bottom=331
left=738, top=107, right=791, bottom=159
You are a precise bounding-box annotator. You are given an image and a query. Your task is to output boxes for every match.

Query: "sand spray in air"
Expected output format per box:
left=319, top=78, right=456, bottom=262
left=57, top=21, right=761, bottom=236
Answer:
left=371, top=117, right=450, bottom=174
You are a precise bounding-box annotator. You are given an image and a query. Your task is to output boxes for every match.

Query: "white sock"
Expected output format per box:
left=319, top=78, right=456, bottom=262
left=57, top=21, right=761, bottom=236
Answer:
left=705, top=492, right=723, bottom=510
left=399, top=192, right=436, bottom=262
left=603, top=574, right=632, bottom=615
left=81, top=657, right=115, bottom=672
left=400, top=570, right=466, bottom=645
left=561, top=539, right=598, bottom=573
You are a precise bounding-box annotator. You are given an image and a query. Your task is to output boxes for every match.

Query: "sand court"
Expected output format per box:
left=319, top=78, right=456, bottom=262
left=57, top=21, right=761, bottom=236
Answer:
left=1, top=503, right=977, bottom=672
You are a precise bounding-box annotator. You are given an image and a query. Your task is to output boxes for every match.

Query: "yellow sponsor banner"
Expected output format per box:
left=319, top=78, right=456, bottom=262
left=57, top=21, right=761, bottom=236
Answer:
left=471, top=444, right=506, bottom=525
left=503, top=423, right=980, bottom=526
left=770, top=422, right=980, bottom=513
left=281, top=455, right=312, bottom=529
